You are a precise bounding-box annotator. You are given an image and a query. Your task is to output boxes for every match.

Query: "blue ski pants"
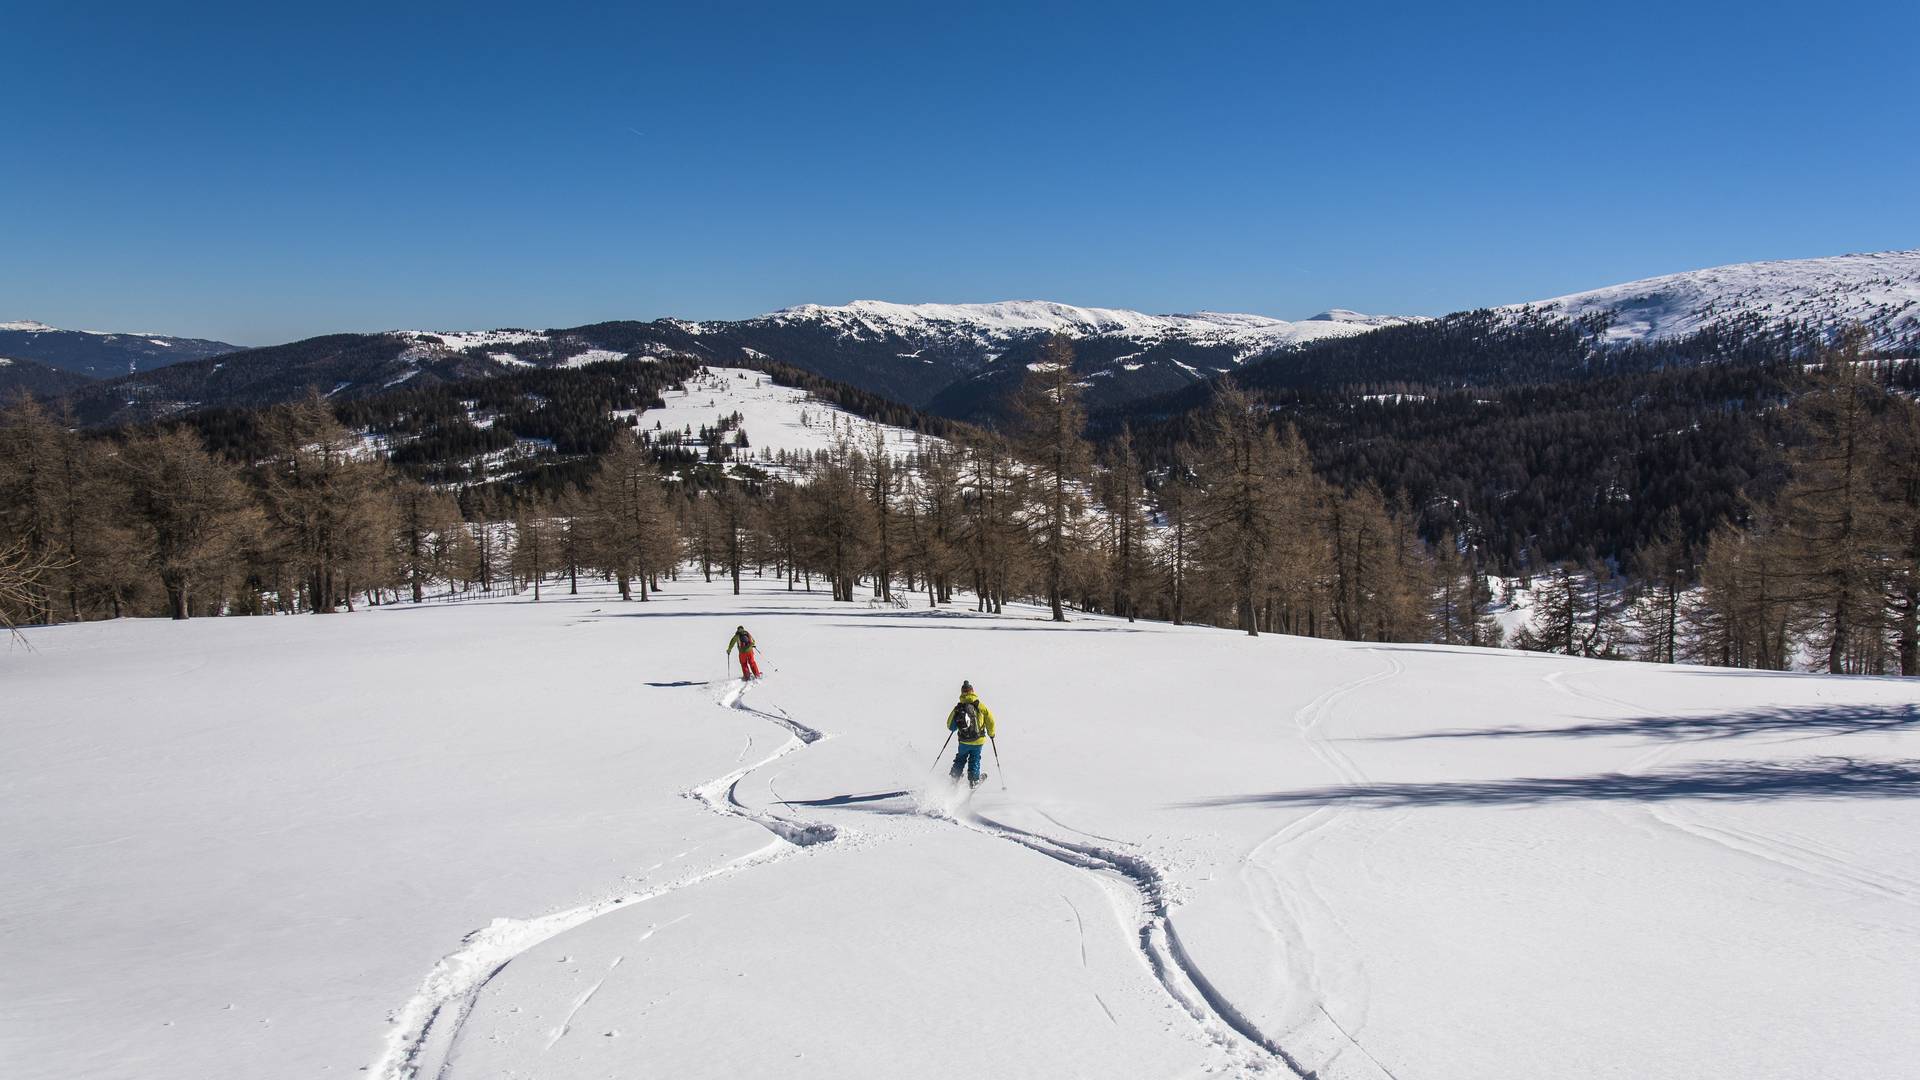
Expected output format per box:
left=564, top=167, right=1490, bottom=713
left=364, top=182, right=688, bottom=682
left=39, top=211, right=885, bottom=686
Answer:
left=949, top=743, right=983, bottom=783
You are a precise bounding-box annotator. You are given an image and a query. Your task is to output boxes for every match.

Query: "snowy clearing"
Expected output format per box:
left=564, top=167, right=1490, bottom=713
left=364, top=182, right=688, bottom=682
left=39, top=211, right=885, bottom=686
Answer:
left=4, top=577, right=1917, bottom=1080
left=642, top=367, right=945, bottom=467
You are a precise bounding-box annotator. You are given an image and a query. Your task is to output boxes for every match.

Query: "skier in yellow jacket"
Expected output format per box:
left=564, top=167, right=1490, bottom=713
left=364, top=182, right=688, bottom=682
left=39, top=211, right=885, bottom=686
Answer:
left=946, top=680, right=996, bottom=788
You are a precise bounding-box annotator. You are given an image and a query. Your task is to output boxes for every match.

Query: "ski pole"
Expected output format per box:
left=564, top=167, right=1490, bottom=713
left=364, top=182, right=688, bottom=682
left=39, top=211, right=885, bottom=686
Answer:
left=989, top=735, right=1005, bottom=790
left=929, top=731, right=953, bottom=772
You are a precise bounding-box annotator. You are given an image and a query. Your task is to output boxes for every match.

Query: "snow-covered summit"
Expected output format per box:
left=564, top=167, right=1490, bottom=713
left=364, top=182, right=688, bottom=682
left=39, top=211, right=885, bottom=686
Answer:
left=767, top=299, right=1271, bottom=337
left=760, top=299, right=1421, bottom=351
left=1513, top=249, right=1920, bottom=348
left=1308, top=308, right=1407, bottom=326
left=0, top=319, right=196, bottom=339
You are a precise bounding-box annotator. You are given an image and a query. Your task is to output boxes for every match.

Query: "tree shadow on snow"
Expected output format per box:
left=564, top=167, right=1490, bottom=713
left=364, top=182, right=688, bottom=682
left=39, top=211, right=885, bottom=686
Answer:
left=1367, top=643, right=1558, bottom=660
left=1369, top=702, right=1920, bottom=745
left=1665, top=666, right=1919, bottom=685
left=1184, top=757, right=1920, bottom=809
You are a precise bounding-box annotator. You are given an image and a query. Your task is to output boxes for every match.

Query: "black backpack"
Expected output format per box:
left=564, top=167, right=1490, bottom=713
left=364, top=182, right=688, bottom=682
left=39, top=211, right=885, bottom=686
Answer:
left=949, top=700, right=983, bottom=741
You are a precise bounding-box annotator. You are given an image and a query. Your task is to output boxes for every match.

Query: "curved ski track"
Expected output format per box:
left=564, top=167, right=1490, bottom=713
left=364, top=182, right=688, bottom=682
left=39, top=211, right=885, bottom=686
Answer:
left=375, top=667, right=1394, bottom=1080
left=711, top=686, right=1334, bottom=1075
left=367, top=679, right=838, bottom=1080
left=911, top=650, right=1406, bottom=1078
left=942, top=808, right=1320, bottom=1077
left=1234, top=649, right=1408, bottom=1080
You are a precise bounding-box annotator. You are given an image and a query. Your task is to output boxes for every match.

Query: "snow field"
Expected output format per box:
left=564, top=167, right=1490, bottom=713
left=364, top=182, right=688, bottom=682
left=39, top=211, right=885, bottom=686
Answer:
left=1, top=598, right=782, bottom=1080
left=4, top=575, right=1918, bottom=1079
left=640, top=367, right=945, bottom=471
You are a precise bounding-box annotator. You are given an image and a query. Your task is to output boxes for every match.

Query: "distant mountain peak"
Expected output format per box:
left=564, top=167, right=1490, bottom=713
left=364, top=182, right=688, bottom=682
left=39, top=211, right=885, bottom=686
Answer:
left=0, top=320, right=241, bottom=380
left=1308, top=308, right=1386, bottom=324
left=759, top=298, right=1419, bottom=343
left=1513, top=249, right=1920, bottom=348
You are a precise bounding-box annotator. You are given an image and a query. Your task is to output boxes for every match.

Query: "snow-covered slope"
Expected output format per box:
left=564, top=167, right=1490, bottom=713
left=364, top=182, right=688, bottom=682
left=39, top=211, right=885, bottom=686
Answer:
left=6, top=577, right=1917, bottom=1080
left=758, top=299, right=1414, bottom=352
left=637, top=367, right=945, bottom=476
left=1513, top=249, right=1920, bottom=348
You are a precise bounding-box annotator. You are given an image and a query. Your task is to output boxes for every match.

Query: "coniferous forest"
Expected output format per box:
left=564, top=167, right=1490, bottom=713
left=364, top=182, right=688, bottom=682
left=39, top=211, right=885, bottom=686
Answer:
left=3, top=320, right=1917, bottom=676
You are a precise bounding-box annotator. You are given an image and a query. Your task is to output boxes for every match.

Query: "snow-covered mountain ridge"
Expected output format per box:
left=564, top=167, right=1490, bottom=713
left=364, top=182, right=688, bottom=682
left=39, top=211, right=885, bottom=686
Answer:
left=1511, top=248, right=1920, bottom=349
left=28, top=247, right=1920, bottom=426
left=690, top=300, right=1431, bottom=418
left=0, top=320, right=241, bottom=379
left=750, top=298, right=1423, bottom=357
left=758, top=299, right=1417, bottom=343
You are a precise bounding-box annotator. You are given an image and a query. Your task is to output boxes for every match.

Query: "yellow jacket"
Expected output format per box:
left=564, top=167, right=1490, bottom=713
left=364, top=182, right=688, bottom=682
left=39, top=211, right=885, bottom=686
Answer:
left=948, top=692, right=996, bottom=746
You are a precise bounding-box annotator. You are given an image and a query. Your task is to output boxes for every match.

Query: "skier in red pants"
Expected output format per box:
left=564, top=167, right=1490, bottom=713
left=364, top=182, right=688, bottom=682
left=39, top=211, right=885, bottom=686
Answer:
left=727, top=625, right=762, bottom=680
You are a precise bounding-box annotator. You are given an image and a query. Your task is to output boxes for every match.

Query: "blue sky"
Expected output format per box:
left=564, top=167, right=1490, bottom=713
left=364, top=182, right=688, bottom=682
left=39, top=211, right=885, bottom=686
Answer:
left=4, top=1, right=1916, bottom=345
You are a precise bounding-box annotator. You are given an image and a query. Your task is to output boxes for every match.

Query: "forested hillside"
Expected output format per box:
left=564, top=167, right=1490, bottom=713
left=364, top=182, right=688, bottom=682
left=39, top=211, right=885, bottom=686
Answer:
left=1101, top=311, right=1920, bottom=571
left=0, top=321, right=239, bottom=377
left=4, top=326, right=1916, bottom=676
left=0, top=357, right=96, bottom=401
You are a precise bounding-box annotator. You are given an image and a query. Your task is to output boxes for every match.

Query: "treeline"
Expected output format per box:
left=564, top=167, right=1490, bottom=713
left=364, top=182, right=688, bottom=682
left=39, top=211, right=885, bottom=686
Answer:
left=0, top=387, right=708, bottom=624
left=1521, top=350, right=1920, bottom=676
left=6, top=335, right=1916, bottom=678
left=186, top=356, right=703, bottom=495
left=2, top=395, right=472, bottom=623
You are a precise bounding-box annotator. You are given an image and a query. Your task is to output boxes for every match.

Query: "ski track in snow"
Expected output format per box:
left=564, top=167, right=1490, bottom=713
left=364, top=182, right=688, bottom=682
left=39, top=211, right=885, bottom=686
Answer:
left=376, top=661, right=1413, bottom=1080
left=1545, top=670, right=1920, bottom=910
left=545, top=978, right=605, bottom=1050
left=1231, top=648, right=1408, bottom=1080
left=691, top=681, right=837, bottom=847
left=938, top=807, right=1319, bottom=1077
left=367, top=679, right=839, bottom=1080
left=910, top=649, right=1415, bottom=1080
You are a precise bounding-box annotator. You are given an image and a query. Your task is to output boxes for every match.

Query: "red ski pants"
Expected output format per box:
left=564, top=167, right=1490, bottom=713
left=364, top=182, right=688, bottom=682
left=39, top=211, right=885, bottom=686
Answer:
left=737, top=651, right=762, bottom=678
